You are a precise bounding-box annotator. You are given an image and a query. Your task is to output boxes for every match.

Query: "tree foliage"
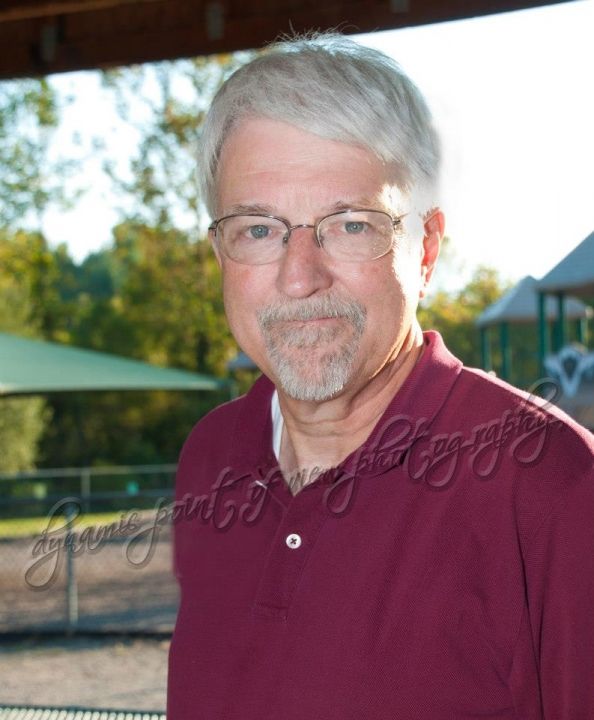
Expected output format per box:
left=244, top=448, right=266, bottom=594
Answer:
left=0, top=60, right=244, bottom=470
left=74, top=221, right=231, bottom=373
left=31, top=218, right=236, bottom=468
left=0, top=234, right=53, bottom=472
left=0, top=397, right=49, bottom=473
left=419, top=265, right=510, bottom=367
left=0, top=78, right=77, bottom=229
left=100, top=53, right=252, bottom=230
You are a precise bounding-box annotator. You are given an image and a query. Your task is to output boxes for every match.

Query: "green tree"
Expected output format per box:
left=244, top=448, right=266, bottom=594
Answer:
left=0, top=229, right=78, bottom=341
left=419, top=265, right=510, bottom=367
left=40, top=220, right=234, bottom=468
left=0, top=396, right=49, bottom=473
left=0, top=77, right=77, bottom=230
left=37, top=57, right=249, bottom=468
left=0, top=267, right=50, bottom=472
left=0, top=77, right=81, bottom=471
left=100, top=53, right=252, bottom=231
left=73, top=220, right=233, bottom=373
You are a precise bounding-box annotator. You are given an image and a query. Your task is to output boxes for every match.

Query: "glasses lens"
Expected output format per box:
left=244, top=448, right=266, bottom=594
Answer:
left=318, top=210, right=394, bottom=261
left=217, top=216, right=287, bottom=265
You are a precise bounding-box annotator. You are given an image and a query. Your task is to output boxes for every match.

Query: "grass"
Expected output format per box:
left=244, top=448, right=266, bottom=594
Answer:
left=0, top=511, right=140, bottom=539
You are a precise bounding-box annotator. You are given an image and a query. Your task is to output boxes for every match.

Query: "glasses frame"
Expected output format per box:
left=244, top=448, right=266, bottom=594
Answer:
left=208, top=208, right=405, bottom=264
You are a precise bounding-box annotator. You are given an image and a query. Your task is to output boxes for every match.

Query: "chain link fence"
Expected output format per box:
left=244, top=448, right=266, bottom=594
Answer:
left=0, top=466, right=179, bottom=635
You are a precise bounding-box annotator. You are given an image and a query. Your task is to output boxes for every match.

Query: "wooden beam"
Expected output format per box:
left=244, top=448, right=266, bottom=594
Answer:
left=0, top=0, right=575, bottom=79
left=0, top=0, right=161, bottom=24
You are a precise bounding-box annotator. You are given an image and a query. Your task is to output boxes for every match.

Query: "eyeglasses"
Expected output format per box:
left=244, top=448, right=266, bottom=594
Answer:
left=208, top=209, right=404, bottom=265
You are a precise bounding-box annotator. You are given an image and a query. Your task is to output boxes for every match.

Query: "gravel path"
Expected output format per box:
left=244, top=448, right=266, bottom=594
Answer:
left=0, top=636, right=170, bottom=712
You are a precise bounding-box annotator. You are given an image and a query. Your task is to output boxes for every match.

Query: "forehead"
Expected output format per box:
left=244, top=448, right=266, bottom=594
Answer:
left=215, top=116, right=397, bottom=216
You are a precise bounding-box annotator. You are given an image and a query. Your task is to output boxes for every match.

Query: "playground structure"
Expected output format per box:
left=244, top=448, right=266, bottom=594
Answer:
left=477, top=231, right=594, bottom=429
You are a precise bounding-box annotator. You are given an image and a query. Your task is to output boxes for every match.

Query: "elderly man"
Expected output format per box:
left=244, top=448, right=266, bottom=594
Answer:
left=168, top=34, right=594, bottom=719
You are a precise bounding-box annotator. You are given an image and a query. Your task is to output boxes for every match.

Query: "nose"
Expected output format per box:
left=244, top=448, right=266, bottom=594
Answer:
left=275, top=225, right=333, bottom=299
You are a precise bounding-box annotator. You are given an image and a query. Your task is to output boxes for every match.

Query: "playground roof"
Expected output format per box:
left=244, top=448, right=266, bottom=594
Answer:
left=537, top=231, right=594, bottom=298
left=476, top=275, right=591, bottom=328
left=0, top=332, right=225, bottom=397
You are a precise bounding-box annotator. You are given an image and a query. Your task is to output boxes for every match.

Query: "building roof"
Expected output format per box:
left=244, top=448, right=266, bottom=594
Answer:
left=537, top=231, right=594, bottom=297
left=0, top=332, right=225, bottom=396
left=0, top=0, right=569, bottom=80
left=475, top=275, right=591, bottom=328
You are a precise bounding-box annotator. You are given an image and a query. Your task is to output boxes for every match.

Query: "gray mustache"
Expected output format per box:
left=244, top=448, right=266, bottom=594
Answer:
left=258, top=296, right=367, bottom=327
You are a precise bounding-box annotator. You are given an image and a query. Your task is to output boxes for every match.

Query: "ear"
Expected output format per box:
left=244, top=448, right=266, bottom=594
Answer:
left=419, top=209, right=444, bottom=298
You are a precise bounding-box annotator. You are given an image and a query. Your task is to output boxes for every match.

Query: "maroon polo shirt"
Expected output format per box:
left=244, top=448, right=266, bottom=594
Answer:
left=167, top=331, right=594, bottom=719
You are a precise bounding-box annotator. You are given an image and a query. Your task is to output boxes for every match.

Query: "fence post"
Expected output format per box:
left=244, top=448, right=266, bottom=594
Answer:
left=80, top=468, right=91, bottom=514
left=65, top=501, right=79, bottom=634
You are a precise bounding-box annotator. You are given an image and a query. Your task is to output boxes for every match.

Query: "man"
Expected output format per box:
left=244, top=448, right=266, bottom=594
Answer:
left=168, top=34, right=594, bottom=719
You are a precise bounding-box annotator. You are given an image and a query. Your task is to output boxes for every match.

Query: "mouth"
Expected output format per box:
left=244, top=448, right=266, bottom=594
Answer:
left=261, top=315, right=344, bottom=350
left=275, top=315, right=344, bottom=331
left=257, top=297, right=367, bottom=342
left=288, top=315, right=339, bottom=324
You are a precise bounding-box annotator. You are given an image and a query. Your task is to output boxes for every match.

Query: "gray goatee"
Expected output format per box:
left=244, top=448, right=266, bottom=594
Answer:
left=257, top=295, right=367, bottom=402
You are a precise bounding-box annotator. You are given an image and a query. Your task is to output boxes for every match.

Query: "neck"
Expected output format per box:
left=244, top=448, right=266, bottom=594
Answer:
left=277, top=323, right=424, bottom=494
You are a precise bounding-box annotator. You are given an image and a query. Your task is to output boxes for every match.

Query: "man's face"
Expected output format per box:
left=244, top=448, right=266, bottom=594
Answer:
left=213, top=117, right=441, bottom=402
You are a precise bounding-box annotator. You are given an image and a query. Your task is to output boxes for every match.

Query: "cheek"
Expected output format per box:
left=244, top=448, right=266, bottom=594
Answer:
left=221, top=264, right=272, bottom=341
left=352, top=251, right=422, bottom=340
left=389, top=241, right=425, bottom=297
left=343, top=255, right=411, bottom=308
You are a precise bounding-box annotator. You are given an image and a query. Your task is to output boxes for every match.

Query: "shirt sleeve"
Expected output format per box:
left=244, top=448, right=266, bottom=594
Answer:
left=520, top=465, right=594, bottom=718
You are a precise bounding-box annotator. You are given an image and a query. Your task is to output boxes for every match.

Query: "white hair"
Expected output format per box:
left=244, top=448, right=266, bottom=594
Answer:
left=198, top=32, right=441, bottom=216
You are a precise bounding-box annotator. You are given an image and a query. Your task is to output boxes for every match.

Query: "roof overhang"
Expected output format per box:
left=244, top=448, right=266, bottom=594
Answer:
left=537, top=231, right=594, bottom=299
left=0, top=0, right=574, bottom=79
left=0, top=332, right=226, bottom=397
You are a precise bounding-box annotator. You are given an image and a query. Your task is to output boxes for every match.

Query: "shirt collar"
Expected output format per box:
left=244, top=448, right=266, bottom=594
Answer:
left=227, top=330, right=462, bottom=480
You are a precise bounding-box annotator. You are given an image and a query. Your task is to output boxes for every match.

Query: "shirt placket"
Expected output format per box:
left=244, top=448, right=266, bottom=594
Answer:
left=252, top=479, right=329, bottom=621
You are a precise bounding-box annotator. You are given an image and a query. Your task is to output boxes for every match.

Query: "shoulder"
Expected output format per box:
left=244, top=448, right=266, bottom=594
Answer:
left=446, top=363, right=594, bottom=542
left=176, top=374, right=275, bottom=494
left=417, top=331, right=590, bottom=460
left=182, top=393, right=245, bottom=450
left=456, top=364, right=594, bottom=464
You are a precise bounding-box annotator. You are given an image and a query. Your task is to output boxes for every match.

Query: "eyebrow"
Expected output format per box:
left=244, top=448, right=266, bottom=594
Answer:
left=329, top=199, right=381, bottom=211
left=225, top=203, right=276, bottom=215
left=224, top=199, right=384, bottom=217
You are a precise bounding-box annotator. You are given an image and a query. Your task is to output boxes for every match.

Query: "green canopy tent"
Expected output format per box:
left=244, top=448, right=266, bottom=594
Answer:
left=0, top=331, right=228, bottom=492
left=0, top=332, right=226, bottom=396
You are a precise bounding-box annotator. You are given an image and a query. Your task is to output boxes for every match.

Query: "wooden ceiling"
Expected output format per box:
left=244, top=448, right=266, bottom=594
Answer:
left=0, top=0, right=572, bottom=79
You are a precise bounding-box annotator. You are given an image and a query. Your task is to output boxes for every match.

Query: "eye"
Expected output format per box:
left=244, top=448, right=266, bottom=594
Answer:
left=248, top=224, right=270, bottom=240
left=344, top=221, right=367, bottom=234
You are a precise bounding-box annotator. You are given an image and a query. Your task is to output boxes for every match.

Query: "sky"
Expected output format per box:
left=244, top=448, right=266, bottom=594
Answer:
left=40, top=0, right=594, bottom=293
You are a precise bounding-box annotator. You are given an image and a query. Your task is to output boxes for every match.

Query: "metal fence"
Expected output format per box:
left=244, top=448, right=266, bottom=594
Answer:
left=0, top=707, right=165, bottom=720
left=0, top=466, right=179, bottom=635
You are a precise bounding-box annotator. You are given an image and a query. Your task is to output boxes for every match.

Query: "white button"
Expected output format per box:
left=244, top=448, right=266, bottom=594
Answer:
left=286, top=533, right=302, bottom=549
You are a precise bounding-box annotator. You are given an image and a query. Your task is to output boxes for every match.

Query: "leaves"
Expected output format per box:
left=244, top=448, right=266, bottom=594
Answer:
left=0, top=235, right=54, bottom=473
left=419, top=265, right=510, bottom=367
left=0, top=78, right=79, bottom=228
left=0, top=397, right=51, bottom=473
left=97, top=53, right=253, bottom=230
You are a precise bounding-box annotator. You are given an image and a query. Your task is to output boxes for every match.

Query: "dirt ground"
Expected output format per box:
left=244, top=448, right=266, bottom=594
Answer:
left=0, top=635, right=169, bottom=712
left=0, top=518, right=178, bottom=634
left=0, top=512, right=177, bottom=712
